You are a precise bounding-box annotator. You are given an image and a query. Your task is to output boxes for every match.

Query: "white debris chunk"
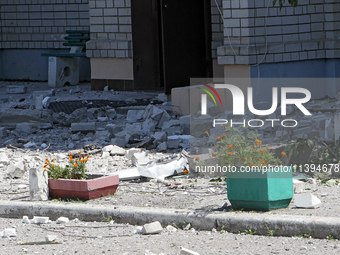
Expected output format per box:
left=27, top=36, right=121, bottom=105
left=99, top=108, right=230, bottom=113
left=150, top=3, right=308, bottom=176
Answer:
left=29, top=168, right=49, bottom=201
left=110, top=145, right=126, bottom=156
left=30, top=216, right=49, bottom=224
left=56, top=217, right=70, bottom=224
left=131, top=151, right=149, bottom=166
left=45, top=235, right=57, bottom=242
left=133, top=226, right=143, bottom=234
left=294, top=193, right=321, bottom=209
left=166, top=225, right=177, bottom=232
left=1, top=228, right=17, bottom=238
left=22, top=216, right=30, bottom=224
left=7, top=161, right=26, bottom=178
left=0, top=153, right=9, bottom=165
left=125, top=148, right=142, bottom=160
left=141, top=221, right=163, bottom=235
left=293, top=179, right=305, bottom=194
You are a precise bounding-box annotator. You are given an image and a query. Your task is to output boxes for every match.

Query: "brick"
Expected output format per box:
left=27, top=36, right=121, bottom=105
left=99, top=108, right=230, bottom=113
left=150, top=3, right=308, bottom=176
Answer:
left=90, top=8, right=103, bottom=16
left=311, top=13, right=324, bottom=22
left=119, top=25, right=131, bottom=33
left=141, top=221, right=163, bottom=235
left=311, top=22, right=324, bottom=31
left=104, top=8, right=118, bottom=16
left=232, top=9, right=248, bottom=18
left=285, top=43, right=302, bottom=52
left=96, top=0, right=106, bottom=8
left=118, top=8, right=131, bottom=16
left=114, top=0, right=124, bottom=7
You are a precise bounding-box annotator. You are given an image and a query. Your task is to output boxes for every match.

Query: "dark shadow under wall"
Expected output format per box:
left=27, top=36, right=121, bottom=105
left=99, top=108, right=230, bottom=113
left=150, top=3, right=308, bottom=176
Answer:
left=0, top=49, right=91, bottom=82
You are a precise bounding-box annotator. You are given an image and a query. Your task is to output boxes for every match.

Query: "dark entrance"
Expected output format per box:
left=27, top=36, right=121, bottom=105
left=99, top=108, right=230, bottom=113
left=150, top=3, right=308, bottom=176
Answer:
left=131, top=0, right=212, bottom=94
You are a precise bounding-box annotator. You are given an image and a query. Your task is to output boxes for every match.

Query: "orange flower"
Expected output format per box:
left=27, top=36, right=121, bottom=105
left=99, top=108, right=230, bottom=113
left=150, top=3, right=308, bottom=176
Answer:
left=51, top=159, right=55, bottom=162
left=78, top=151, right=81, bottom=154
left=195, top=157, right=200, bottom=161
left=205, top=131, right=209, bottom=134
left=228, top=152, right=232, bottom=156
left=80, top=159, right=84, bottom=163
left=223, top=133, right=226, bottom=137
left=43, top=168, right=46, bottom=172
left=183, top=169, right=189, bottom=174
left=73, top=163, right=78, bottom=167
left=243, top=158, right=247, bottom=161
left=228, top=144, right=233, bottom=149
left=249, top=164, right=254, bottom=167
left=281, top=151, right=286, bottom=156
left=261, top=161, right=266, bottom=165
left=69, top=153, right=73, bottom=156
left=84, top=158, right=88, bottom=162
left=220, top=125, right=224, bottom=128
left=69, top=159, right=73, bottom=162
left=212, top=153, right=217, bottom=157
left=252, top=145, right=255, bottom=149
left=260, top=149, right=265, bottom=153
left=51, top=164, right=54, bottom=168
left=87, top=155, right=90, bottom=158
left=217, top=136, right=222, bottom=141
left=256, top=140, right=262, bottom=146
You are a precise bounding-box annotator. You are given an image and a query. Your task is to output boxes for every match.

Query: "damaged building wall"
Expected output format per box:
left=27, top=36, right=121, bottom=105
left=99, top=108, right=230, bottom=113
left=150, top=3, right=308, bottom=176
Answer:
left=217, top=0, right=340, bottom=99
left=0, top=0, right=91, bottom=81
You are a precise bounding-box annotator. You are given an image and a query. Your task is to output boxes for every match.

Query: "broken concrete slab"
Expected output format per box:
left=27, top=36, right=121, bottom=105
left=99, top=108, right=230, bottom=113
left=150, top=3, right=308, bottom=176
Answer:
left=42, top=96, right=51, bottom=109
left=7, top=161, right=26, bottom=179
left=106, top=109, right=117, bottom=119
left=156, top=111, right=171, bottom=129
left=0, top=153, right=9, bottom=165
left=142, top=119, right=158, bottom=133
left=45, top=235, right=57, bottom=242
left=7, top=85, right=27, bottom=94
left=29, top=168, right=49, bottom=201
left=294, top=193, right=321, bottom=209
left=126, top=123, right=142, bottom=135
left=125, top=148, right=142, bottom=160
left=157, top=142, right=167, bottom=151
left=157, top=93, right=168, bottom=102
left=71, top=122, right=96, bottom=133
left=153, top=131, right=167, bottom=146
left=166, top=225, right=177, bottom=232
left=126, top=110, right=144, bottom=122
left=167, top=139, right=180, bottom=149
left=30, top=216, right=49, bottom=224
left=22, top=216, right=30, bottom=224
left=141, top=221, right=163, bottom=235
left=32, top=89, right=55, bottom=100
left=131, top=151, right=149, bottom=166
left=53, top=107, right=88, bottom=126
left=110, top=145, right=126, bottom=156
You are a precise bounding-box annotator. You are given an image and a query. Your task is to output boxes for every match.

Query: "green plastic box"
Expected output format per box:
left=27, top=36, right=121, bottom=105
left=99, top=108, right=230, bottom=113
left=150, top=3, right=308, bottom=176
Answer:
left=226, top=166, right=293, bottom=211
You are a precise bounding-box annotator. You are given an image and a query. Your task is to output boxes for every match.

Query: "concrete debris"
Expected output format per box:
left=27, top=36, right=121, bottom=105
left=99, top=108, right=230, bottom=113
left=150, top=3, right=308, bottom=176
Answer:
left=125, top=98, right=137, bottom=104
left=71, top=122, right=96, bottom=133
left=1, top=228, right=17, bottom=238
left=0, top=153, right=9, bottom=165
left=22, top=216, right=30, bottom=224
left=157, top=142, right=167, bottom=151
left=45, top=235, right=57, bottom=242
left=167, top=139, right=180, bottom=149
left=293, top=179, right=305, bottom=194
left=109, top=145, right=126, bottom=156
left=125, top=148, right=142, bottom=160
left=53, top=107, right=87, bottom=126
left=7, top=161, right=26, bottom=178
left=127, top=110, right=144, bottom=122
left=131, top=151, right=149, bottom=166
left=7, top=85, right=27, bottom=94
left=29, top=168, right=49, bottom=201
left=133, top=226, right=143, bottom=234
left=157, top=93, right=168, bottom=102
left=180, top=247, right=200, bottom=255
left=106, top=109, right=117, bottom=119
left=153, top=131, right=167, bottom=146
left=56, top=217, right=69, bottom=224
left=42, top=96, right=51, bottom=108
left=35, top=94, right=44, bottom=110
left=141, top=221, right=163, bottom=235
left=294, top=193, right=322, bottom=209
left=166, top=225, right=177, bottom=232
left=30, top=216, right=50, bottom=224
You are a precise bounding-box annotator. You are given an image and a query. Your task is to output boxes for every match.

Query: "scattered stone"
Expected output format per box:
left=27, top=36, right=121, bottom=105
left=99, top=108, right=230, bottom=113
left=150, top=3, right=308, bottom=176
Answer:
left=97, top=116, right=108, bottom=122
left=153, top=131, right=167, bottom=146
left=45, top=235, right=57, bottom=242
left=294, top=193, right=321, bottom=209
left=125, top=98, right=137, bottom=104
left=125, top=148, right=142, bottom=160
left=131, top=151, right=149, bottom=166
left=157, top=142, right=167, bottom=151
left=157, top=93, right=168, bottom=102
left=56, top=217, right=69, bottom=224
left=30, top=216, right=49, bottom=224
left=7, top=85, right=27, bottom=94
left=183, top=223, right=191, bottom=230
left=180, top=247, right=200, bottom=255
left=293, top=179, right=305, bottom=194
left=106, top=109, right=117, bottom=119
left=29, top=168, right=49, bottom=201
left=110, top=145, right=126, bottom=156
left=141, top=221, right=163, bottom=235
left=167, top=139, right=180, bottom=149
left=7, top=161, right=26, bottom=178
left=126, top=123, right=142, bottom=135
left=133, top=226, right=143, bottom=234
left=127, top=110, right=144, bottom=122
left=1, top=228, right=17, bottom=238
left=0, top=153, right=9, bottom=165
left=166, top=225, right=177, bottom=232
left=22, top=216, right=30, bottom=224
left=42, top=96, right=51, bottom=108
left=71, top=122, right=96, bottom=133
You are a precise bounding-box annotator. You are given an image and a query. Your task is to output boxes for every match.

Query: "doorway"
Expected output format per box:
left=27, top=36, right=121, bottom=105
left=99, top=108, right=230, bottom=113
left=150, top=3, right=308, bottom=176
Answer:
left=131, top=0, right=212, bottom=94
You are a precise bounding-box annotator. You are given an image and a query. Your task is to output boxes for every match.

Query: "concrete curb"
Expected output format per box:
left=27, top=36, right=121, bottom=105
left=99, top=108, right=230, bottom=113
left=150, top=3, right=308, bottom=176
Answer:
left=0, top=201, right=339, bottom=239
